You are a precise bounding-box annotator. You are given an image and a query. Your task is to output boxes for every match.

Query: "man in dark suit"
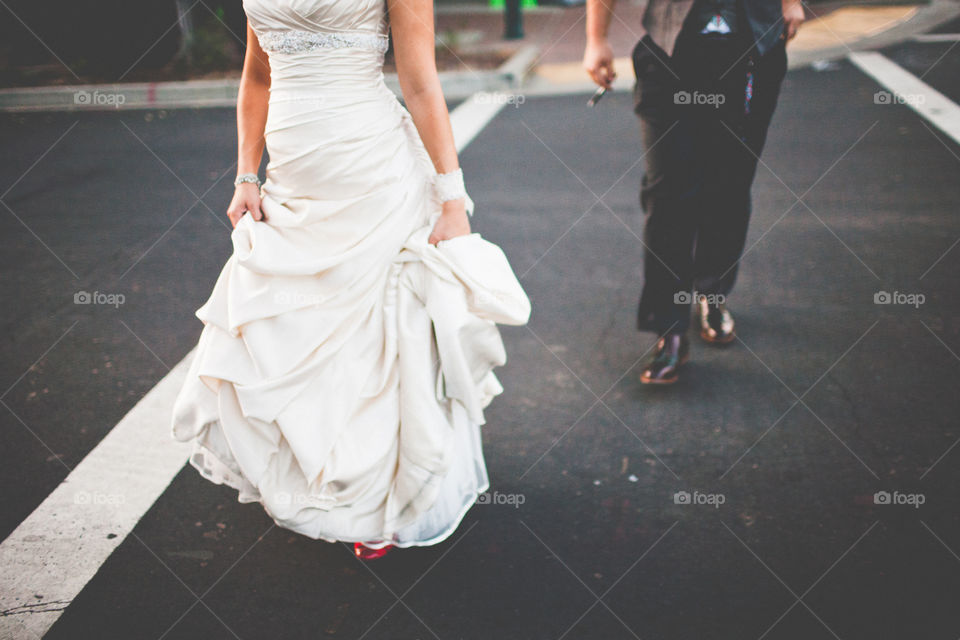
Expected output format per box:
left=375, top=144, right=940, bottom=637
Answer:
left=584, top=0, right=804, bottom=384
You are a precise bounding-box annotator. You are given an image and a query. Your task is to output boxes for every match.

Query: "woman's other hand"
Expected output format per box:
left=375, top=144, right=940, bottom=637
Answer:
left=428, top=198, right=470, bottom=245
left=226, top=183, right=263, bottom=228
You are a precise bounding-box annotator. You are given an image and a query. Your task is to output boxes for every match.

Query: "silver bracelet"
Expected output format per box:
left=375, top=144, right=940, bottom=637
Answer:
left=434, top=168, right=466, bottom=203
left=234, top=173, right=261, bottom=187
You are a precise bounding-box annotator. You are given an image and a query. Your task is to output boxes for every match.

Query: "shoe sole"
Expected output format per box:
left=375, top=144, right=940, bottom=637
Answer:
left=700, top=328, right=736, bottom=345
left=640, top=374, right=678, bottom=385
left=640, top=352, right=690, bottom=385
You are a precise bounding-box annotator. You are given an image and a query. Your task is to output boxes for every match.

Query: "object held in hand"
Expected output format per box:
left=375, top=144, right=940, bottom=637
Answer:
left=588, top=87, right=608, bottom=107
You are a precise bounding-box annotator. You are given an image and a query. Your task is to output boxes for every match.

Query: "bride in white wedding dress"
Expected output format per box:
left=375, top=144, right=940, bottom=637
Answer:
left=170, top=0, right=530, bottom=559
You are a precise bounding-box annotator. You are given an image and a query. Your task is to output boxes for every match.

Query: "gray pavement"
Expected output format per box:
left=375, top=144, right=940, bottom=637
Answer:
left=2, top=30, right=960, bottom=640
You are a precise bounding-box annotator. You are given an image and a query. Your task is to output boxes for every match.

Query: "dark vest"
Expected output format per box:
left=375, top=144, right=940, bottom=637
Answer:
left=641, top=0, right=783, bottom=57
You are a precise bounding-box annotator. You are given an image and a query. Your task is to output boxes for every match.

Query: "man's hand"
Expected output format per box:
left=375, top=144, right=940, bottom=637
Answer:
left=583, top=38, right=616, bottom=89
left=782, top=0, right=805, bottom=41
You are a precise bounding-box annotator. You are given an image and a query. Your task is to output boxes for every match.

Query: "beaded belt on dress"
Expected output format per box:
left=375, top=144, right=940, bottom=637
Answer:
left=258, top=29, right=390, bottom=54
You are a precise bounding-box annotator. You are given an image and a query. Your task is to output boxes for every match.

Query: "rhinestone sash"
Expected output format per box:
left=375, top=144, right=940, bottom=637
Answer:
left=258, top=29, right=389, bottom=54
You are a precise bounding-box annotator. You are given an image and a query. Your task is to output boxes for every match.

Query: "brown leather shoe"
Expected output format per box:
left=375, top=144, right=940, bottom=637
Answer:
left=697, top=296, right=735, bottom=344
left=640, top=333, right=690, bottom=385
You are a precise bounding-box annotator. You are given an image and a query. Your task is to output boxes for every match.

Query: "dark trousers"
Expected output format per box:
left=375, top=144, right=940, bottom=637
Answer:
left=632, top=31, right=788, bottom=334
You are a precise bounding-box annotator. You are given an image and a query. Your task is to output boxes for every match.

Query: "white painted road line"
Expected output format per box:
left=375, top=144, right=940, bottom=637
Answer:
left=849, top=50, right=960, bottom=146
left=0, top=354, right=195, bottom=640
left=449, top=92, right=508, bottom=151
left=911, top=33, right=960, bottom=43
left=0, top=94, right=505, bottom=640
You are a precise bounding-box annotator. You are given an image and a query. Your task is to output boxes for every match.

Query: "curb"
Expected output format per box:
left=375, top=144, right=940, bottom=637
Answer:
left=0, top=79, right=241, bottom=113
left=385, top=43, right=539, bottom=99
left=0, top=44, right=541, bottom=113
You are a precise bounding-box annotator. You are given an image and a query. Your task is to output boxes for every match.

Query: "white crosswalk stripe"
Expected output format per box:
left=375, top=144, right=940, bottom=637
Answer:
left=849, top=50, right=960, bottom=146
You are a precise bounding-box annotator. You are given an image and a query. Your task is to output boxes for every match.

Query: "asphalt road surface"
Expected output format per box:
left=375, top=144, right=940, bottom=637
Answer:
left=2, top=31, right=960, bottom=640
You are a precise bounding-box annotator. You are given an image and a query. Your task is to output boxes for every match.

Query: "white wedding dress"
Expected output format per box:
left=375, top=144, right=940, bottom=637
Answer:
left=170, top=0, right=530, bottom=547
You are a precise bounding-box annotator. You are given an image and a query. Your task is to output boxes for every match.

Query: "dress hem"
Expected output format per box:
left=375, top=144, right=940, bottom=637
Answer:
left=186, top=435, right=489, bottom=549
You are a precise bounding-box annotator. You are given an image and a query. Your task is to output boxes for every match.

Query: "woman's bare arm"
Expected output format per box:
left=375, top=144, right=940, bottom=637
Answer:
left=227, top=24, right=271, bottom=228
left=387, top=0, right=469, bottom=244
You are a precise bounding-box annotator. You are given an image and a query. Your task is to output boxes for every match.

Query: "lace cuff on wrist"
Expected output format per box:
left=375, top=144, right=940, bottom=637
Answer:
left=434, top=168, right=465, bottom=202
left=433, top=168, right=473, bottom=217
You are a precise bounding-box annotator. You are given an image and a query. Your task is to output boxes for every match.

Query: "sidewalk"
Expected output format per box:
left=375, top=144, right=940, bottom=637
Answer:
left=1, top=0, right=957, bottom=111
